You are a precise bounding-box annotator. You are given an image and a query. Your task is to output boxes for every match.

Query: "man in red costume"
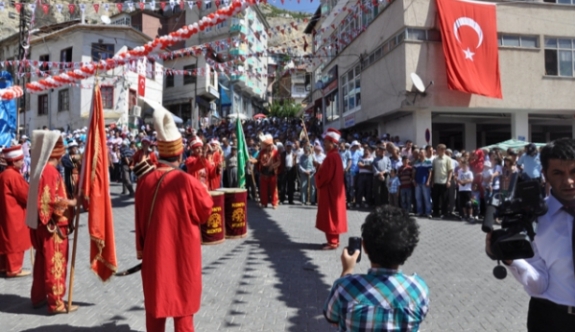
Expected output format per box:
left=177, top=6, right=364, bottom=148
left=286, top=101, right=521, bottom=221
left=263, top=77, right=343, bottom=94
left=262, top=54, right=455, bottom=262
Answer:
left=131, top=137, right=158, bottom=167
left=253, top=134, right=281, bottom=209
left=136, top=107, right=213, bottom=332
left=0, top=144, right=31, bottom=277
left=26, top=131, right=78, bottom=313
left=185, top=137, right=216, bottom=190
left=315, top=128, right=348, bottom=250
left=208, top=139, right=224, bottom=190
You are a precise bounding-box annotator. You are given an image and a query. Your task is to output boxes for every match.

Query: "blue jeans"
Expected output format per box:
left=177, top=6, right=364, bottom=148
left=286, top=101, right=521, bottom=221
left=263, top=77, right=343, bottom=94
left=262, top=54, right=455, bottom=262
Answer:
left=400, top=187, right=412, bottom=212
left=415, top=183, right=432, bottom=215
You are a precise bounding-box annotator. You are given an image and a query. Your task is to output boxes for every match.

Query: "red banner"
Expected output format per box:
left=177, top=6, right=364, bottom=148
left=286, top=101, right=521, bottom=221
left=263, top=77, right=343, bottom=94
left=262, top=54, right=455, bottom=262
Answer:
left=81, top=85, right=117, bottom=281
left=436, top=0, right=502, bottom=99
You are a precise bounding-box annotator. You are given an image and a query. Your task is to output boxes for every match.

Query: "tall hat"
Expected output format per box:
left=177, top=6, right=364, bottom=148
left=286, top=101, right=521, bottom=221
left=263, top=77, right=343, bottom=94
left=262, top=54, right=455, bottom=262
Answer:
left=190, top=137, right=203, bottom=148
left=26, top=130, right=62, bottom=229
left=133, top=158, right=156, bottom=178
left=323, top=128, right=341, bottom=143
left=50, top=137, right=66, bottom=159
left=258, top=133, right=274, bottom=145
left=153, top=106, right=184, bottom=159
left=2, top=144, right=24, bottom=162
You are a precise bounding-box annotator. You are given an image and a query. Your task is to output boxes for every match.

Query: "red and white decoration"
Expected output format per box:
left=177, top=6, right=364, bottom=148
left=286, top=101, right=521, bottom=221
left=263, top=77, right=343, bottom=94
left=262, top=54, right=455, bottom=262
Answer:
left=0, top=86, right=24, bottom=101
left=23, top=0, right=257, bottom=97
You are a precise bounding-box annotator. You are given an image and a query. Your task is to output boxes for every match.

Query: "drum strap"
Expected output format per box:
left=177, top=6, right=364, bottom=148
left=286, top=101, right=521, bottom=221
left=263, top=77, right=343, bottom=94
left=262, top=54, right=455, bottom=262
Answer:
left=146, top=169, right=175, bottom=231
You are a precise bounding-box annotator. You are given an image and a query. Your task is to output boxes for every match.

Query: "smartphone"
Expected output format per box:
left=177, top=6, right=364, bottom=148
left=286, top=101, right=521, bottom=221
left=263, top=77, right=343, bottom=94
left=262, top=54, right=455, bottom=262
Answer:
left=347, top=237, right=362, bottom=263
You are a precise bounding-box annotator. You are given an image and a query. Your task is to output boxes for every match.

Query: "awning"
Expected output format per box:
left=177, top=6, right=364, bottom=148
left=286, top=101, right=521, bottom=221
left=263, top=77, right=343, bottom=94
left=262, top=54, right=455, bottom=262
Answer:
left=139, top=96, right=183, bottom=124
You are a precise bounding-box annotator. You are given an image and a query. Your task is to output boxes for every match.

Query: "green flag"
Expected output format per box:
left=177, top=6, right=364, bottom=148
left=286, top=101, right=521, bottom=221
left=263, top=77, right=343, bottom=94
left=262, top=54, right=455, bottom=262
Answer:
left=236, top=117, right=250, bottom=188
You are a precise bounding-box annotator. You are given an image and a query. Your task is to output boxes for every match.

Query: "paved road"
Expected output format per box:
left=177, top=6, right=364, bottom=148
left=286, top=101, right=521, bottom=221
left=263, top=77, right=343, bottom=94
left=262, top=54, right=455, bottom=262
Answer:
left=0, top=183, right=528, bottom=331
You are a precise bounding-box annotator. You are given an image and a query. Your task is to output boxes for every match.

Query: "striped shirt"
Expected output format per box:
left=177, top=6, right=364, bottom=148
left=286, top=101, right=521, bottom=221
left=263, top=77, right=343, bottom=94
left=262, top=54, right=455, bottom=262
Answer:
left=324, top=268, right=429, bottom=332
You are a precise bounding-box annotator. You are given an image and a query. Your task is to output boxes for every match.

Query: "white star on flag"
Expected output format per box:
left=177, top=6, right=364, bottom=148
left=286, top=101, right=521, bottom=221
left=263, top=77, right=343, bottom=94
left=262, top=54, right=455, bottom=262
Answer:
left=463, top=48, right=475, bottom=61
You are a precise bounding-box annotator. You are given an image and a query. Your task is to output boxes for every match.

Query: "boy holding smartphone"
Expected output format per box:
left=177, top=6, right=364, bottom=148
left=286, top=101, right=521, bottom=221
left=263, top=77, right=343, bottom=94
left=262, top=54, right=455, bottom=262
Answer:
left=323, top=205, right=429, bottom=331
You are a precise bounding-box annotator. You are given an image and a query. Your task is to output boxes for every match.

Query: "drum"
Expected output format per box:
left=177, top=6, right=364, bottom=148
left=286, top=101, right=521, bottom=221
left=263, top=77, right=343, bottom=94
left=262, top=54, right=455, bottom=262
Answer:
left=217, top=188, right=248, bottom=239
left=201, top=191, right=225, bottom=245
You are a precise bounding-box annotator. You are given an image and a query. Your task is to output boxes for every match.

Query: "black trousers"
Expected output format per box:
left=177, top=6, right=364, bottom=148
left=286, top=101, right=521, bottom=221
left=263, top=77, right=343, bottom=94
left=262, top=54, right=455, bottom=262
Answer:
left=373, top=178, right=389, bottom=207
left=527, top=297, right=575, bottom=332
left=280, top=167, right=297, bottom=203
left=432, top=183, right=449, bottom=217
left=121, top=164, right=134, bottom=195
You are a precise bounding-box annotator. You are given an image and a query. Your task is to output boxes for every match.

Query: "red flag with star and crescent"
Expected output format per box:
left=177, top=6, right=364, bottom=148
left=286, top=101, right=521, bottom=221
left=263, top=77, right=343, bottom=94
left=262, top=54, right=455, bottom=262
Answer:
left=138, top=74, right=146, bottom=97
left=436, top=0, right=502, bottom=98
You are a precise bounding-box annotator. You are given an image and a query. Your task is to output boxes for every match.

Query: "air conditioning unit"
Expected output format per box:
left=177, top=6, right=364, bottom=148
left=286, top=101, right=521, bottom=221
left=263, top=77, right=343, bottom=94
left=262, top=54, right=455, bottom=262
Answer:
left=130, top=106, right=142, bottom=117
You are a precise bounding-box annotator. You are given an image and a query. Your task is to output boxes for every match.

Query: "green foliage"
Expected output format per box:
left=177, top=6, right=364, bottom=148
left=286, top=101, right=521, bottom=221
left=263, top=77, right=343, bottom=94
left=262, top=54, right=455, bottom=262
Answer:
left=268, top=100, right=302, bottom=118
left=261, top=4, right=310, bottom=20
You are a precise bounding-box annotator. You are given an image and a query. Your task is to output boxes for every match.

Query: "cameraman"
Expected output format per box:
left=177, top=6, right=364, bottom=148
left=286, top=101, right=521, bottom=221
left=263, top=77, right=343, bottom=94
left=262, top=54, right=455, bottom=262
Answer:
left=324, top=205, right=429, bottom=331
left=486, top=138, right=575, bottom=331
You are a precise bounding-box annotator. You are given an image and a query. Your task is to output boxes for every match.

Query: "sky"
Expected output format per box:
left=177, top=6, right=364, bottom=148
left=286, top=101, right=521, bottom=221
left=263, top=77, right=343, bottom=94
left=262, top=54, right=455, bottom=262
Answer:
left=266, top=0, right=320, bottom=14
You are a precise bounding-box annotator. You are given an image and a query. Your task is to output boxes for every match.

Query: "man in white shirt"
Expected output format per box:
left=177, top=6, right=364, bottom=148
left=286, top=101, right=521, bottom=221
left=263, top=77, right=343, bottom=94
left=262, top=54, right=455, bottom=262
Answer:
left=486, top=138, right=575, bottom=331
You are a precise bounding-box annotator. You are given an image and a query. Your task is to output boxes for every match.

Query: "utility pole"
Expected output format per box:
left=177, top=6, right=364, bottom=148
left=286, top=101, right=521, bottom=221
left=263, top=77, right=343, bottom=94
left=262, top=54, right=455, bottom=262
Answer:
left=17, top=6, right=30, bottom=136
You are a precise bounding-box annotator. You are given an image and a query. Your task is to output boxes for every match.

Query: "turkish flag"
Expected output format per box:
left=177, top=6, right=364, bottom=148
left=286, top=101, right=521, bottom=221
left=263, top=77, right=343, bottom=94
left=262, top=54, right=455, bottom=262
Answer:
left=80, top=84, right=117, bottom=281
left=436, top=0, right=502, bottom=98
left=138, top=74, right=146, bottom=96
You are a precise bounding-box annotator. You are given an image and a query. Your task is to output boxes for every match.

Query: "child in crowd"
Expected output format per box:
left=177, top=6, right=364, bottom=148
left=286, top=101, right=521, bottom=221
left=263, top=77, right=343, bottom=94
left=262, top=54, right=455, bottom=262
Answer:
left=387, top=168, right=400, bottom=207
left=457, top=160, right=474, bottom=222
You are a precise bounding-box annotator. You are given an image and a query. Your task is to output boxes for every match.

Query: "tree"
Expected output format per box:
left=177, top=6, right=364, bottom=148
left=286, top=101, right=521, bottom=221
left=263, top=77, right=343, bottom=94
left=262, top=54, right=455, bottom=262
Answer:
left=268, top=100, right=302, bottom=118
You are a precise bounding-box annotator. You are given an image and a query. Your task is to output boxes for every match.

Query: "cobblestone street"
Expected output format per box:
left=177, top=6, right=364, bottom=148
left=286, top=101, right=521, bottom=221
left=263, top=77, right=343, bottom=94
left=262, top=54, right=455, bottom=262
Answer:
left=0, top=183, right=528, bottom=331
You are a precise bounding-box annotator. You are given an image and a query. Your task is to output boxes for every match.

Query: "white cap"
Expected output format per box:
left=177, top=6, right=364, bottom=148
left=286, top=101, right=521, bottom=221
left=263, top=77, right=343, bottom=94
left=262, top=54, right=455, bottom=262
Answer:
left=68, top=141, right=79, bottom=148
left=351, top=140, right=361, bottom=147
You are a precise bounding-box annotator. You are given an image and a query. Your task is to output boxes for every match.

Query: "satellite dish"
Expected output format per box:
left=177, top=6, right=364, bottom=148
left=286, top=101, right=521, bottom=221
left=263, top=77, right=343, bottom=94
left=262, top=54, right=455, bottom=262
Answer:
left=101, top=15, right=111, bottom=25
left=410, top=73, right=426, bottom=93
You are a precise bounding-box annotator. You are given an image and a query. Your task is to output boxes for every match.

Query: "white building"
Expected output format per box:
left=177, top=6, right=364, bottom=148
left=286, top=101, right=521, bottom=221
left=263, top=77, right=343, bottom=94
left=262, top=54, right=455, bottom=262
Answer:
left=9, top=22, right=163, bottom=133
left=151, top=4, right=270, bottom=127
left=306, top=0, right=575, bottom=150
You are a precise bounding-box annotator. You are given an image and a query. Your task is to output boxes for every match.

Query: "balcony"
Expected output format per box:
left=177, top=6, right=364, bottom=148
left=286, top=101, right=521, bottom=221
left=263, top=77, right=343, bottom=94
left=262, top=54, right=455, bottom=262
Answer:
left=230, top=19, right=248, bottom=34
left=229, top=43, right=248, bottom=56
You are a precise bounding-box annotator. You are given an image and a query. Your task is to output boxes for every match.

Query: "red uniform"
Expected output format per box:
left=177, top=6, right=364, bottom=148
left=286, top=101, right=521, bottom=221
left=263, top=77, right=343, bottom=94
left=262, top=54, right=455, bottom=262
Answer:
left=30, top=164, right=71, bottom=312
left=257, top=148, right=281, bottom=207
left=135, top=166, right=213, bottom=331
left=0, top=166, right=31, bottom=276
left=185, top=155, right=216, bottom=190
left=209, top=150, right=223, bottom=190
left=131, top=148, right=158, bottom=167
left=315, top=148, right=348, bottom=246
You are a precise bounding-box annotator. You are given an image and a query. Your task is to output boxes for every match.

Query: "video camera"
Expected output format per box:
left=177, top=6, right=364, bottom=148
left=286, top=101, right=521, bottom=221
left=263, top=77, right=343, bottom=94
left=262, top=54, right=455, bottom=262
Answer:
left=482, top=173, right=547, bottom=279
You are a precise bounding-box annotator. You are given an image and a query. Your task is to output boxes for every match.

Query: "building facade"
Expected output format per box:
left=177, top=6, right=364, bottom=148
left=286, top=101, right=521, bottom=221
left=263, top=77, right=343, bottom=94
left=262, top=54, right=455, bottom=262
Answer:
left=2, top=23, right=163, bottom=133
left=306, top=0, right=575, bottom=150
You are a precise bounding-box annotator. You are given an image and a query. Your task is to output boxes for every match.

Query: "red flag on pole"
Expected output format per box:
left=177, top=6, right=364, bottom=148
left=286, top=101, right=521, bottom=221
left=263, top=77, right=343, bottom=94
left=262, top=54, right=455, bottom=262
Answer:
left=138, top=74, right=146, bottom=97
left=80, top=84, right=117, bottom=281
left=436, top=0, right=502, bottom=98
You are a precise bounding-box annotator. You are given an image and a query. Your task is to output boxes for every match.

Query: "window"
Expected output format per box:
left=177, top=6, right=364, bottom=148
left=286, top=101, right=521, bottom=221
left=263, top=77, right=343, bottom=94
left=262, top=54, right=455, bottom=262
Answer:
left=406, top=28, right=426, bottom=41
left=38, top=94, right=48, bottom=116
left=183, top=64, right=197, bottom=85
left=498, top=34, right=539, bottom=48
left=543, top=0, right=575, bottom=3
left=205, top=1, right=212, bottom=9
left=91, top=43, right=115, bottom=61
left=60, top=47, right=72, bottom=63
left=58, top=89, right=69, bottom=112
left=341, top=65, right=361, bottom=113
left=39, top=54, right=49, bottom=72
left=146, top=59, right=155, bottom=79
left=166, top=72, right=174, bottom=88
left=101, top=86, right=114, bottom=109
left=325, top=91, right=339, bottom=122
left=544, top=38, right=575, bottom=77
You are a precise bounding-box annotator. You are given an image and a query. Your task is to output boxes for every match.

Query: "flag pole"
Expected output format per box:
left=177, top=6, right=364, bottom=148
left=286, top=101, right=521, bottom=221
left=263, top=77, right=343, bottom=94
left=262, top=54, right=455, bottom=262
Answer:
left=300, top=117, right=315, bottom=204
left=67, top=73, right=97, bottom=313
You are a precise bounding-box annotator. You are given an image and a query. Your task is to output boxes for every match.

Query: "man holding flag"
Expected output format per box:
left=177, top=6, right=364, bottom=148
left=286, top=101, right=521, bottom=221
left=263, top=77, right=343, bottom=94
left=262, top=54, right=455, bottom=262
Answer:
left=26, top=132, right=78, bottom=314
left=235, top=117, right=250, bottom=189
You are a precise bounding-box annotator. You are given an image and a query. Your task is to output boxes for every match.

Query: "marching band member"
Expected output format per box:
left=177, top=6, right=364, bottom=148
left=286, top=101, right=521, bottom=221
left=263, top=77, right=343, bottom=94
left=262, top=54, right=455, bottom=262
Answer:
left=185, top=137, right=216, bottom=190
left=252, top=134, right=281, bottom=209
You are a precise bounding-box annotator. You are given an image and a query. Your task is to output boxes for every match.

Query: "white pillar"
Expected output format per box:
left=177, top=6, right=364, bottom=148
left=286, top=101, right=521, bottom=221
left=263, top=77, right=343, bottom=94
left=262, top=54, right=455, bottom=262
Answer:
left=511, top=112, right=529, bottom=141
left=413, top=109, right=432, bottom=147
left=464, top=122, right=477, bottom=151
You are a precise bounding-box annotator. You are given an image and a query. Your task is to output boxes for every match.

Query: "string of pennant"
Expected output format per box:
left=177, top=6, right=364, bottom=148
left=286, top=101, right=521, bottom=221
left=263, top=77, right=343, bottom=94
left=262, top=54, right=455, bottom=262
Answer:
left=24, top=0, right=257, bottom=95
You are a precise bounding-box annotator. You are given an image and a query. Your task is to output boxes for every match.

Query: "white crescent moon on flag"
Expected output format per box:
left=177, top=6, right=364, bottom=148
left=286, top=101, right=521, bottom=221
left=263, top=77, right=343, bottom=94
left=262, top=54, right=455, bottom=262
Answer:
left=453, top=17, right=484, bottom=49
